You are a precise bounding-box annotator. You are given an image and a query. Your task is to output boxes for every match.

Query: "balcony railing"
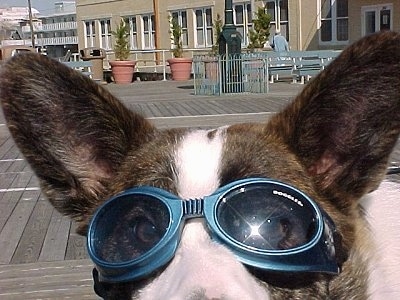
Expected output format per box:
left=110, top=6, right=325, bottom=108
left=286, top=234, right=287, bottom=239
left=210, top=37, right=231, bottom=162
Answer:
left=35, top=36, right=78, bottom=46
left=22, top=21, right=77, bottom=33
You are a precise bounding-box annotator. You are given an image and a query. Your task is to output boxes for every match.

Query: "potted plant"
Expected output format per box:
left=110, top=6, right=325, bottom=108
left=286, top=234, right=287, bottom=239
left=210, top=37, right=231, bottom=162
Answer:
left=167, top=16, right=192, bottom=81
left=109, top=19, right=136, bottom=84
left=247, top=6, right=272, bottom=51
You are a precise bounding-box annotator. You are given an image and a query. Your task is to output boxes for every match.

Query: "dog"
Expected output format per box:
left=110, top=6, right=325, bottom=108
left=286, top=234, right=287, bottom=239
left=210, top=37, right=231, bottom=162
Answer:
left=1, top=31, right=399, bottom=299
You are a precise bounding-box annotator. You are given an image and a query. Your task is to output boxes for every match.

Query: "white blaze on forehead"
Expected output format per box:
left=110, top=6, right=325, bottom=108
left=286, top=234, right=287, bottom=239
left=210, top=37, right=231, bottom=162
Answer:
left=139, top=127, right=271, bottom=299
left=175, top=128, right=226, bottom=199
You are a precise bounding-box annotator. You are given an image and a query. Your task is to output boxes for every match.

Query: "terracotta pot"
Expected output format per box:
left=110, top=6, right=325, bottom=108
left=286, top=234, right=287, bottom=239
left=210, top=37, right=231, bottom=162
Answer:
left=167, top=57, right=192, bottom=81
left=110, top=60, right=136, bottom=84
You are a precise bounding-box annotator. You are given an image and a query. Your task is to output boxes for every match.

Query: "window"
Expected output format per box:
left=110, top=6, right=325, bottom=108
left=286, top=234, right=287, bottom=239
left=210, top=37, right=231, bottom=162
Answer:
left=194, top=8, right=213, bottom=47
left=361, top=4, right=393, bottom=36
left=124, top=16, right=138, bottom=49
left=266, top=0, right=289, bottom=41
left=84, top=20, right=96, bottom=47
left=171, top=10, right=188, bottom=47
left=142, top=14, right=155, bottom=49
left=233, top=3, right=252, bottom=46
left=100, top=19, right=111, bottom=50
left=319, top=0, right=348, bottom=43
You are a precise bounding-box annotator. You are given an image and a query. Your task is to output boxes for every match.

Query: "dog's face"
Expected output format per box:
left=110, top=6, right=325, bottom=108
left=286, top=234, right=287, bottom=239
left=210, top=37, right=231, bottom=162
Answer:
left=1, top=31, right=399, bottom=299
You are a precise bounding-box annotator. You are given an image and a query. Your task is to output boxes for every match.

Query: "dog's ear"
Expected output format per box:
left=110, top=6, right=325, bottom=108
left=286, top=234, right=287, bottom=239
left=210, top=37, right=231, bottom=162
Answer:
left=267, top=31, right=400, bottom=210
left=0, top=53, right=156, bottom=228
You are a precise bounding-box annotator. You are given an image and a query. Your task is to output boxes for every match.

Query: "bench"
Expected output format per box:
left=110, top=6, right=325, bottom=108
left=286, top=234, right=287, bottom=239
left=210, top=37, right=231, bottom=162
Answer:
left=62, top=60, right=93, bottom=78
left=255, top=50, right=341, bottom=84
left=291, top=50, right=341, bottom=84
left=292, top=57, right=323, bottom=84
left=268, top=59, right=294, bottom=83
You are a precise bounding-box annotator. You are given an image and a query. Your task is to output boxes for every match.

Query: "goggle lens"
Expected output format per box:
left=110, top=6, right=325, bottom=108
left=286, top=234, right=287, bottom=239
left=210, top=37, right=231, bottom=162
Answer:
left=216, top=184, right=317, bottom=251
left=92, top=195, right=170, bottom=263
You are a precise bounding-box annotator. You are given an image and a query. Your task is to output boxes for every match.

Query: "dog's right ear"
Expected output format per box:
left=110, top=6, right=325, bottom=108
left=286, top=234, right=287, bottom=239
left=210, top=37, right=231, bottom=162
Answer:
left=0, top=53, right=156, bottom=231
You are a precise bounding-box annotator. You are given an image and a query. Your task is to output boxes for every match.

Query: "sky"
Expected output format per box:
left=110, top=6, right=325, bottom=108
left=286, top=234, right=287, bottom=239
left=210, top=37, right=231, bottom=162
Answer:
left=0, top=0, right=57, bottom=15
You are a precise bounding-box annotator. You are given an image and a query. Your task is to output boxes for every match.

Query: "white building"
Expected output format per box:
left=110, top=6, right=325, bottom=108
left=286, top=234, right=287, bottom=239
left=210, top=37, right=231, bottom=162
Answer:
left=0, top=6, right=39, bottom=45
left=20, top=1, right=78, bottom=59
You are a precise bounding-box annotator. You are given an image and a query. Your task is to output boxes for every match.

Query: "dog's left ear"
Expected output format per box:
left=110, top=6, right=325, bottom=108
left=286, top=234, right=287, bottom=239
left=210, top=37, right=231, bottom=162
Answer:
left=267, top=31, right=400, bottom=209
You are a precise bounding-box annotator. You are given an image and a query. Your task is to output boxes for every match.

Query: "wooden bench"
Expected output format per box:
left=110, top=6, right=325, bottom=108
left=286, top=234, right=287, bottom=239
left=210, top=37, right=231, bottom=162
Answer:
left=62, top=60, right=93, bottom=78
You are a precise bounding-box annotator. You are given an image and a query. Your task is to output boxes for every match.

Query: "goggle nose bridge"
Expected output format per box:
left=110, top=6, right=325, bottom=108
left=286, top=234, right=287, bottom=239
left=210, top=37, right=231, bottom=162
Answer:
left=182, top=198, right=206, bottom=218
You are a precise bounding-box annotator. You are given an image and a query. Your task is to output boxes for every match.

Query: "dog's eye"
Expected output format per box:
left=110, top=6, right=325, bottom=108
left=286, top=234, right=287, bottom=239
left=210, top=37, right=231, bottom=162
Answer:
left=131, top=216, right=162, bottom=245
left=217, top=188, right=316, bottom=250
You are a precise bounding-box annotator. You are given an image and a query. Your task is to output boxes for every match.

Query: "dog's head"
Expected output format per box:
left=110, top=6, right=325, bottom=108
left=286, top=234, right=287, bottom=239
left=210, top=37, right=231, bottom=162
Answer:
left=1, top=31, right=399, bottom=299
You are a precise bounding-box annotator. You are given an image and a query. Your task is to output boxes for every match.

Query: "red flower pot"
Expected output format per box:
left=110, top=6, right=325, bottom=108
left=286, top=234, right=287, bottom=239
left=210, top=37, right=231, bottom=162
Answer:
left=167, top=57, right=192, bottom=81
left=110, top=60, right=136, bottom=84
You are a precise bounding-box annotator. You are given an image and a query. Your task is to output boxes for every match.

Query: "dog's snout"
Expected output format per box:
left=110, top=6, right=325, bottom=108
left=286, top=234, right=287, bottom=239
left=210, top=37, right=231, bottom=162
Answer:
left=138, top=221, right=269, bottom=300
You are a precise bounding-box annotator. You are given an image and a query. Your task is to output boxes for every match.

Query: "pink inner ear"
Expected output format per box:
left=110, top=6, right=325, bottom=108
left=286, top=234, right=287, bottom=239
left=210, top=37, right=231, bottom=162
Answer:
left=308, top=150, right=338, bottom=175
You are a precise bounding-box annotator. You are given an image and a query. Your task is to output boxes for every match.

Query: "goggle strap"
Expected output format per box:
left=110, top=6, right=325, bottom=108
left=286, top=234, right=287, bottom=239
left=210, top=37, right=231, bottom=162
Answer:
left=92, top=267, right=107, bottom=297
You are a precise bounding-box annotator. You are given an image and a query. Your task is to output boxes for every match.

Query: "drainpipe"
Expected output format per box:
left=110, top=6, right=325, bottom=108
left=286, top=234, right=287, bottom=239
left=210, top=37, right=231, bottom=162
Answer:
left=298, top=0, right=302, bottom=50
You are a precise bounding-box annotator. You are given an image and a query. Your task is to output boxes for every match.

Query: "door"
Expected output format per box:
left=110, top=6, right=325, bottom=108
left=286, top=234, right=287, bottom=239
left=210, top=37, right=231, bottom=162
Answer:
left=361, top=4, right=392, bottom=36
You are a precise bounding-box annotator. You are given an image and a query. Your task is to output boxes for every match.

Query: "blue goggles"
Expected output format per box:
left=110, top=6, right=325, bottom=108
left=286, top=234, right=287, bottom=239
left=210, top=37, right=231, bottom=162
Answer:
left=87, top=178, right=341, bottom=283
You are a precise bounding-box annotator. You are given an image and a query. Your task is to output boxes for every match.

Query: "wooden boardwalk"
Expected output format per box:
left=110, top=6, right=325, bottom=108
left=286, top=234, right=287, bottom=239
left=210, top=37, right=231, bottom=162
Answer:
left=0, top=80, right=398, bottom=299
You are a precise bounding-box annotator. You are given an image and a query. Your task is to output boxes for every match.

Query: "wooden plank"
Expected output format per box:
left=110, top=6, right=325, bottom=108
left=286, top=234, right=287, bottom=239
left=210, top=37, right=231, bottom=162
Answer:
left=39, top=209, right=71, bottom=262
left=11, top=198, right=54, bottom=264
left=1, top=143, right=21, bottom=161
left=146, top=102, right=164, bottom=117
left=0, top=190, right=23, bottom=232
left=155, top=102, right=174, bottom=117
left=0, top=135, right=15, bottom=157
left=177, top=100, right=204, bottom=116
left=0, top=172, right=18, bottom=190
left=26, top=172, right=40, bottom=188
left=4, top=158, right=27, bottom=173
left=0, top=259, right=98, bottom=299
left=8, top=169, right=33, bottom=188
left=65, top=221, right=89, bottom=260
left=0, top=190, right=40, bottom=264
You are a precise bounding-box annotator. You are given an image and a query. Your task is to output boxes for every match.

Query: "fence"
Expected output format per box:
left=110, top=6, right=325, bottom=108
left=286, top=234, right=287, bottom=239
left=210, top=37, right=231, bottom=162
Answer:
left=193, top=53, right=270, bottom=95
left=193, top=50, right=341, bottom=95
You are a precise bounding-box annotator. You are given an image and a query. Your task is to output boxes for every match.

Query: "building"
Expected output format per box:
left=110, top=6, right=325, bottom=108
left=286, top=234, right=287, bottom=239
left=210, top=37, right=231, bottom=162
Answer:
left=290, top=0, right=399, bottom=51
left=0, top=6, right=39, bottom=46
left=20, top=1, right=78, bottom=59
left=73, top=0, right=400, bottom=64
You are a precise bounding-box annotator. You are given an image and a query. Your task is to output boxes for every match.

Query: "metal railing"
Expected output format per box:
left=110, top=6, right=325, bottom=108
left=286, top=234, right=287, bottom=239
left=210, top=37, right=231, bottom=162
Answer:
left=193, top=54, right=270, bottom=95
left=36, top=36, right=78, bottom=46
left=21, top=21, right=77, bottom=33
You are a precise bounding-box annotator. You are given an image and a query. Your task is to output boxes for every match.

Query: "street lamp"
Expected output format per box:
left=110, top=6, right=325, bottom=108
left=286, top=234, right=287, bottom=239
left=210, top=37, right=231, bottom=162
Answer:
left=218, top=0, right=241, bottom=55
left=218, top=0, right=243, bottom=93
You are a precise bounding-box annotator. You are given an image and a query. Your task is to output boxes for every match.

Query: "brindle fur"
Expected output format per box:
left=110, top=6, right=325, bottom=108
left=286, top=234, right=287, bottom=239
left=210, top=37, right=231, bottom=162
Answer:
left=1, top=31, right=399, bottom=299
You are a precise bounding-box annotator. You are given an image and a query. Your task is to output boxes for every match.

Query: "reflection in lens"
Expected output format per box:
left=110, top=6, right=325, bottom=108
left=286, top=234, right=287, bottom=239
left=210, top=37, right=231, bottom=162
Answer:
left=92, top=195, right=170, bottom=263
left=216, top=184, right=317, bottom=250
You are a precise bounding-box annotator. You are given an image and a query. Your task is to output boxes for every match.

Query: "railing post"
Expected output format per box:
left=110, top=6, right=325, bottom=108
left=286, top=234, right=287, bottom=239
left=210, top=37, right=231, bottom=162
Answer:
left=162, top=50, right=167, bottom=81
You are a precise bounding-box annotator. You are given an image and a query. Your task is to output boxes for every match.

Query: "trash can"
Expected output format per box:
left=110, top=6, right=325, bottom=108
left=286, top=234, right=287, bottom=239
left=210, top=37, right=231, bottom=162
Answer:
left=80, top=47, right=106, bottom=81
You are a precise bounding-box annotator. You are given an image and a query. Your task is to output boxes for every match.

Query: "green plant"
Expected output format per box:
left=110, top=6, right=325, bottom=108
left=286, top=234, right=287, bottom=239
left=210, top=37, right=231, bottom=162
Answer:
left=112, top=19, right=130, bottom=60
left=169, top=16, right=183, bottom=58
left=248, top=6, right=272, bottom=49
left=210, top=13, right=223, bottom=55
